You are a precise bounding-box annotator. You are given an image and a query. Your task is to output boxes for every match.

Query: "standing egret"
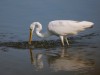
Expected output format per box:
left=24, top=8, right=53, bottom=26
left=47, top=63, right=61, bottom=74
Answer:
left=29, top=20, right=94, bottom=46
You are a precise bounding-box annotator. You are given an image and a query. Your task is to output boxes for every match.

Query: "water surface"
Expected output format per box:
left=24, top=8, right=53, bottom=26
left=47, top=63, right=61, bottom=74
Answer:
left=0, top=0, right=100, bottom=75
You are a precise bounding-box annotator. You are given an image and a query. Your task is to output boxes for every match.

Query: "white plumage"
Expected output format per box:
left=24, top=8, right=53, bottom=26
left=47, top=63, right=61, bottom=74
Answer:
left=29, top=20, right=94, bottom=46
left=48, top=20, right=93, bottom=35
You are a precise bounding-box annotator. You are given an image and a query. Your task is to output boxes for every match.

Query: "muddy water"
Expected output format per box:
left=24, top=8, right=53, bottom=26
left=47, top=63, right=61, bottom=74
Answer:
left=0, top=0, right=100, bottom=75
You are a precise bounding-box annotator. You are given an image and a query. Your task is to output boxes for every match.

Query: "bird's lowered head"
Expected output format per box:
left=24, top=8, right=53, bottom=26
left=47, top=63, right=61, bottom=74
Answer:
left=30, top=22, right=42, bottom=31
left=29, top=22, right=42, bottom=45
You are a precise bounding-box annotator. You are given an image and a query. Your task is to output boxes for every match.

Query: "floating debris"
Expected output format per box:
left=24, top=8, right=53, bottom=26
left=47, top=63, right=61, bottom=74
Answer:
left=0, top=40, right=70, bottom=49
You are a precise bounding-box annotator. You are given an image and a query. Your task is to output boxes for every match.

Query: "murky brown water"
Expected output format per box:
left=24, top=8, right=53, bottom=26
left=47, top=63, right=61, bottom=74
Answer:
left=0, top=0, right=100, bottom=75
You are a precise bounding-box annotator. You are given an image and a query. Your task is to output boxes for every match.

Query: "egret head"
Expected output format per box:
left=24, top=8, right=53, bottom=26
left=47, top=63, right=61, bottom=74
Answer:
left=29, top=22, right=42, bottom=45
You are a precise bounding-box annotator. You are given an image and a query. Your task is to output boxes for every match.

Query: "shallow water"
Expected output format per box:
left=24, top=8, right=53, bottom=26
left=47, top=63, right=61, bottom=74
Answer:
left=0, top=0, right=100, bottom=75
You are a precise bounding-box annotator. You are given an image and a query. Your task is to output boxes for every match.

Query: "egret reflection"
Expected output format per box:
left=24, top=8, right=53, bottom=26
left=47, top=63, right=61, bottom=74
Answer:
left=29, top=48, right=43, bottom=70
left=29, top=47, right=95, bottom=71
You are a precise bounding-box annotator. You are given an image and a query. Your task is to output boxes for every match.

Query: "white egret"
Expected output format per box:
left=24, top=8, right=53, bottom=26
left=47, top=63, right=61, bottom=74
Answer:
left=29, top=20, right=94, bottom=46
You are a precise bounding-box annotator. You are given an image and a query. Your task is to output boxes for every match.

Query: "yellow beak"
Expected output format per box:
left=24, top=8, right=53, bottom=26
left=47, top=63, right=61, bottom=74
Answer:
left=29, top=29, right=33, bottom=45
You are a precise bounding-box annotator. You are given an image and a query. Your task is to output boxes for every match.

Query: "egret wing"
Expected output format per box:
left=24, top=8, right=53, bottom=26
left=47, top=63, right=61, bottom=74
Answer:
left=48, top=20, right=81, bottom=35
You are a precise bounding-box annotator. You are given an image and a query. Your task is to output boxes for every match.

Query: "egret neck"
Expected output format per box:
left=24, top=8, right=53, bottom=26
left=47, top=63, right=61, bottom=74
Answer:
left=36, top=30, right=51, bottom=38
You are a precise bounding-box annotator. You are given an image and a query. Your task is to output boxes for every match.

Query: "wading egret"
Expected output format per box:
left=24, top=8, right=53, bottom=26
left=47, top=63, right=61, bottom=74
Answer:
left=29, top=20, right=94, bottom=46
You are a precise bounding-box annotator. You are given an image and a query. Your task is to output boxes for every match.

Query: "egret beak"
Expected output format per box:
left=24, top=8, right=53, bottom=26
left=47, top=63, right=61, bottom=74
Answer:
left=29, top=29, right=33, bottom=45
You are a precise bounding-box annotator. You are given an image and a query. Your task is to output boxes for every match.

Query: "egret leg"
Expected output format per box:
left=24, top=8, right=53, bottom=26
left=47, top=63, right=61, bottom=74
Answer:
left=60, top=36, right=64, bottom=46
left=65, top=37, right=69, bottom=46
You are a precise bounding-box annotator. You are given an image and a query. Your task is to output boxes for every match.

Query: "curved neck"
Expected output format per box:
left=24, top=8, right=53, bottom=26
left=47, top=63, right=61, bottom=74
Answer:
left=34, top=22, right=51, bottom=38
left=36, top=30, right=51, bottom=38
